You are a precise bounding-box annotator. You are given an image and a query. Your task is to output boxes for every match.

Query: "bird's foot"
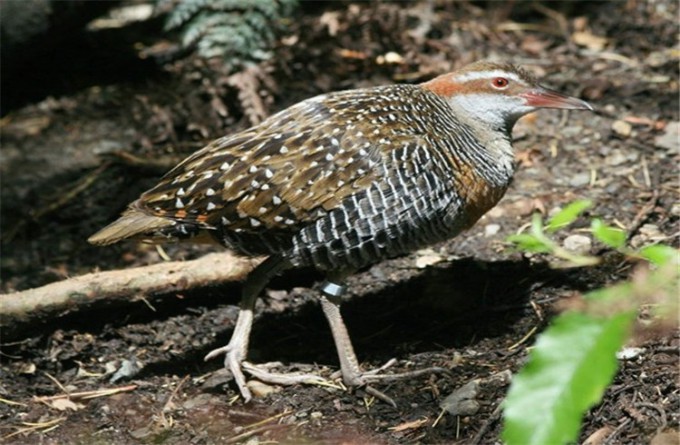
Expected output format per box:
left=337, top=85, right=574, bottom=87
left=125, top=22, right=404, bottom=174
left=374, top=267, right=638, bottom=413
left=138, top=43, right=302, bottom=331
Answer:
left=204, top=340, right=253, bottom=402
left=332, top=358, right=452, bottom=407
left=206, top=341, right=329, bottom=401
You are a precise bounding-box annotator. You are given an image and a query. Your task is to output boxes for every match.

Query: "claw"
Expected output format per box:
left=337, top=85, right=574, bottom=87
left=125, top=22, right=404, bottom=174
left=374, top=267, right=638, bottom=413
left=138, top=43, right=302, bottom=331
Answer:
left=364, top=385, right=397, bottom=408
left=204, top=345, right=230, bottom=361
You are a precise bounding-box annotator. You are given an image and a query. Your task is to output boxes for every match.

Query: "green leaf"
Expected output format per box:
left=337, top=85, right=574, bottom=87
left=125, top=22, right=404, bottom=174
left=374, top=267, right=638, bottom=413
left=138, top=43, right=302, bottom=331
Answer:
left=591, top=219, right=627, bottom=249
left=503, top=310, right=635, bottom=445
left=639, top=244, right=679, bottom=267
left=546, top=200, right=592, bottom=233
left=507, top=234, right=553, bottom=253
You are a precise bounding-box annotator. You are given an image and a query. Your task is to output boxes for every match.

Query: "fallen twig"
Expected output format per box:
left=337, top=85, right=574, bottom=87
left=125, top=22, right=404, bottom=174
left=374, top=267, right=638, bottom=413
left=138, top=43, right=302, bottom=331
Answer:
left=627, top=190, right=661, bottom=241
left=32, top=384, right=139, bottom=403
left=0, top=252, right=259, bottom=340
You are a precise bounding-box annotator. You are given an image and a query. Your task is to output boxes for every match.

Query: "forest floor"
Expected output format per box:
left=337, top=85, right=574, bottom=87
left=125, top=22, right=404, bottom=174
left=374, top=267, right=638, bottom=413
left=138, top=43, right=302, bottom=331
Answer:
left=1, top=1, right=678, bottom=444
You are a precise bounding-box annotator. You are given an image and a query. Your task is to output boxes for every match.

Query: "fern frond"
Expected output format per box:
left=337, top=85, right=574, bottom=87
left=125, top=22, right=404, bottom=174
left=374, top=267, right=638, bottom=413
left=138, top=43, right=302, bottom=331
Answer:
left=160, top=0, right=297, bottom=69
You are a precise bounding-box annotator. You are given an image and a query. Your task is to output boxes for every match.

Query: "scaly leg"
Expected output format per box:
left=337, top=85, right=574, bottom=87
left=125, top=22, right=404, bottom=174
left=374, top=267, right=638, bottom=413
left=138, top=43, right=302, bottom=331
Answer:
left=205, top=255, right=326, bottom=401
left=320, top=280, right=451, bottom=407
left=204, top=255, right=289, bottom=401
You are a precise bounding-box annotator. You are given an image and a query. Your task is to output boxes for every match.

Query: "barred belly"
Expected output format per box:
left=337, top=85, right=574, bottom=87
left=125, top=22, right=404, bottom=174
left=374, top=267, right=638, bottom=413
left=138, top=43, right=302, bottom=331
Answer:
left=289, top=169, right=463, bottom=271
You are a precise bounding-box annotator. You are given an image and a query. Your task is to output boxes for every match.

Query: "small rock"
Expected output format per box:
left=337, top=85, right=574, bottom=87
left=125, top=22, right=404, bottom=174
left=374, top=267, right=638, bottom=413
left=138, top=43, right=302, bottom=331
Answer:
left=310, top=411, right=323, bottom=420
left=612, top=120, right=632, bottom=137
left=486, top=370, right=513, bottom=385
left=651, top=430, right=680, bottom=445
left=182, top=393, right=216, bottom=410
left=484, top=224, right=501, bottom=237
left=440, top=380, right=480, bottom=416
left=415, top=248, right=445, bottom=268
left=265, top=289, right=288, bottom=300
left=200, top=368, right=235, bottom=390
left=110, top=358, right=143, bottom=383
left=563, top=234, right=592, bottom=254
left=604, top=151, right=630, bottom=166
left=602, top=105, right=616, bottom=115
left=569, top=172, right=591, bottom=187
left=654, top=121, right=679, bottom=152
left=616, top=347, right=645, bottom=360
left=639, top=224, right=663, bottom=239
left=583, top=426, right=615, bottom=445
left=376, top=51, right=403, bottom=65
left=671, top=202, right=680, bottom=217
left=247, top=380, right=280, bottom=398
left=630, top=224, right=664, bottom=248
left=18, top=362, right=36, bottom=375
left=50, top=398, right=83, bottom=411
left=561, top=125, right=583, bottom=138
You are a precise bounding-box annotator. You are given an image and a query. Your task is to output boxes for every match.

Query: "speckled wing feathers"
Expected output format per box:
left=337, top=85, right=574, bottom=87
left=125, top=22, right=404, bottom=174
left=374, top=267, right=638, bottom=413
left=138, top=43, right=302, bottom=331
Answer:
left=137, top=86, right=424, bottom=234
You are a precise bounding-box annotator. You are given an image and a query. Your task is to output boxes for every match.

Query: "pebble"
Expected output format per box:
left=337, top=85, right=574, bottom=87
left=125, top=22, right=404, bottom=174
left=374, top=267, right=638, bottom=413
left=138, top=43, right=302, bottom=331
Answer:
left=415, top=248, right=445, bottom=268
left=603, top=104, right=617, bottom=114
left=616, top=347, right=645, bottom=360
left=484, top=224, right=501, bottom=237
left=670, top=202, right=680, bottom=217
left=583, top=426, right=614, bottom=445
left=110, top=358, right=143, bottom=383
left=561, top=125, right=583, bottom=138
left=654, top=121, right=679, bottom=152
left=605, top=151, right=637, bottom=166
left=650, top=430, right=680, bottom=445
left=440, top=380, right=480, bottom=416
left=563, top=234, right=592, bottom=254
left=630, top=224, right=664, bottom=248
left=247, top=380, right=280, bottom=397
left=612, top=120, right=632, bottom=137
left=569, top=172, right=591, bottom=187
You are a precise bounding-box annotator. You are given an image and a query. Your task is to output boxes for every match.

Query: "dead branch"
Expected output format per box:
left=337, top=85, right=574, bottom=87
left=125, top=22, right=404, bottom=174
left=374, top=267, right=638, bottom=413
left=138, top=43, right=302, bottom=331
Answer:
left=0, top=253, right=259, bottom=340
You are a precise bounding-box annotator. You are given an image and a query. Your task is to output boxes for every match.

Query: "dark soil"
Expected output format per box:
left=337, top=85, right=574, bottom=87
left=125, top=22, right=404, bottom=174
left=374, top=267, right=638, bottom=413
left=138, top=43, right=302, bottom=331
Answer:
left=1, top=1, right=678, bottom=444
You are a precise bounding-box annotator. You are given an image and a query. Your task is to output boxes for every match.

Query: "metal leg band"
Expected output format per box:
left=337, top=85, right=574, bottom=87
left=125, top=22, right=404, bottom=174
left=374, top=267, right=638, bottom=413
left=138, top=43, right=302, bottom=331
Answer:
left=321, top=280, right=346, bottom=298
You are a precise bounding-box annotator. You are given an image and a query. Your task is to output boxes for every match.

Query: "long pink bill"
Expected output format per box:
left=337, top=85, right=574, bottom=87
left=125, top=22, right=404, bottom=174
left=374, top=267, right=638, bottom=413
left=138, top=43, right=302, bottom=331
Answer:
left=521, top=88, right=594, bottom=110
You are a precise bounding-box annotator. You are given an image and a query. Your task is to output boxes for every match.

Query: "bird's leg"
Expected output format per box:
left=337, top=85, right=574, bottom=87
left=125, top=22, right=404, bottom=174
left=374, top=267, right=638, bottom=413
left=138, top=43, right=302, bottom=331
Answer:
left=320, top=279, right=451, bottom=407
left=204, top=255, right=291, bottom=401
left=206, top=255, right=329, bottom=400
left=318, top=282, right=361, bottom=382
left=319, top=280, right=400, bottom=406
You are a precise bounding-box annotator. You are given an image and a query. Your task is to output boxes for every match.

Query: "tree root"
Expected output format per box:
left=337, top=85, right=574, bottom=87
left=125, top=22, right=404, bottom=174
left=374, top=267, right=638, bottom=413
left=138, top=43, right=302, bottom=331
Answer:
left=0, top=252, right=259, bottom=340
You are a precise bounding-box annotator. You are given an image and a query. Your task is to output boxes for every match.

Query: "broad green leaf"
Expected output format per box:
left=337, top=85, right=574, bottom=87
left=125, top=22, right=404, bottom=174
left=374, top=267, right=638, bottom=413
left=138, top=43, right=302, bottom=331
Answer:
left=591, top=219, right=627, bottom=249
left=502, top=310, right=635, bottom=445
left=639, top=244, right=679, bottom=267
left=546, top=200, right=592, bottom=233
left=507, top=234, right=553, bottom=253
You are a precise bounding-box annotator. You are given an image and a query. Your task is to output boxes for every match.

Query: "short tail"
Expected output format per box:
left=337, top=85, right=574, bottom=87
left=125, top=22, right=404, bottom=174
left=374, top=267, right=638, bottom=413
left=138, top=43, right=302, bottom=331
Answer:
left=88, top=209, right=177, bottom=246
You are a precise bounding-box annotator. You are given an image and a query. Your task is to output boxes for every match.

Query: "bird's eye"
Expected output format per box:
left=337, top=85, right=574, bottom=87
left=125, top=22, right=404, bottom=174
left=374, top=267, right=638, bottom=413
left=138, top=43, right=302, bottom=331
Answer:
left=492, top=77, right=509, bottom=88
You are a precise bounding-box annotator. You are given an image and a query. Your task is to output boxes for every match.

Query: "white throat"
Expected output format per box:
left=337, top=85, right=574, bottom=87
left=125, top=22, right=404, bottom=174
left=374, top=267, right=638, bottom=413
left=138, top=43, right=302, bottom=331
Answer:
left=446, top=93, right=531, bottom=133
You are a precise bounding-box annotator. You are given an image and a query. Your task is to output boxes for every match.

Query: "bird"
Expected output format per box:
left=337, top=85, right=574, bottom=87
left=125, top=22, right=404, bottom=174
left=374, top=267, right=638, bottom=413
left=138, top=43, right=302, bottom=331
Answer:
left=89, top=60, right=593, bottom=405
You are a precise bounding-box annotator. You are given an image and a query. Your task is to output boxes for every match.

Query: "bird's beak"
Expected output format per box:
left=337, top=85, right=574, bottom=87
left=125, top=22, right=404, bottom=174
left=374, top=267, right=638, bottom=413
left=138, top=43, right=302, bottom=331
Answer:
left=521, top=87, right=594, bottom=111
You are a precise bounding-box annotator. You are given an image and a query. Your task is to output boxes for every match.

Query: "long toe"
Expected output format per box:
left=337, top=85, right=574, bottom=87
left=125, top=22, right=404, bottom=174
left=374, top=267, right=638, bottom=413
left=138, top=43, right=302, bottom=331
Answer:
left=361, top=364, right=452, bottom=382
left=226, top=350, right=252, bottom=402
left=242, top=362, right=330, bottom=387
left=337, top=359, right=452, bottom=407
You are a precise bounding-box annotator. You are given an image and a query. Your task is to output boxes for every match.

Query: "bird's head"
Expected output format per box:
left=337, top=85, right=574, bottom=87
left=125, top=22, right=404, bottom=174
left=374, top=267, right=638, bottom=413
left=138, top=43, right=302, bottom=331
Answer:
left=422, top=61, right=593, bottom=132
